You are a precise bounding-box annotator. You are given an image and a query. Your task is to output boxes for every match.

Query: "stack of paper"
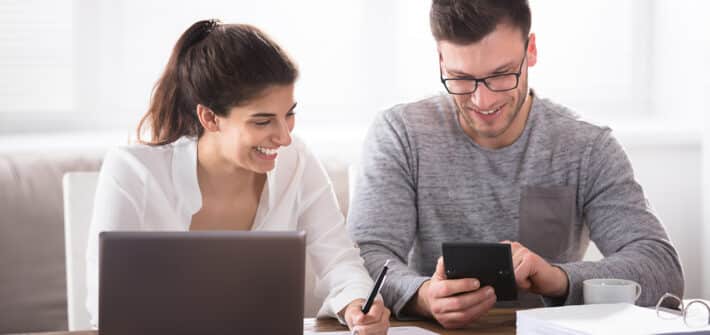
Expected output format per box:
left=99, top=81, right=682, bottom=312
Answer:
left=517, top=303, right=710, bottom=335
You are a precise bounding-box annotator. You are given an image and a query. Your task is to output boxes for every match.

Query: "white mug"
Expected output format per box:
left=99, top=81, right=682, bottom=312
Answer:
left=583, top=278, right=642, bottom=305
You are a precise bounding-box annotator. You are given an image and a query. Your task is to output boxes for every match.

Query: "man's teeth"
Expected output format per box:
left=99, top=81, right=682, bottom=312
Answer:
left=478, top=107, right=501, bottom=115
left=256, top=147, right=278, bottom=155
left=478, top=106, right=503, bottom=115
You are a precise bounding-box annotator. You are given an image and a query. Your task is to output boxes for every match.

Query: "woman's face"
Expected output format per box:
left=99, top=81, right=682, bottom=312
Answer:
left=212, top=84, right=296, bottom=174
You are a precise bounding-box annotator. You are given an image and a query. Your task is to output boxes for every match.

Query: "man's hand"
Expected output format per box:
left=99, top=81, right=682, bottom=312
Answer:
left=341, top=298, right=390, bottom=335
left=406, top=257, right=496, bottom=329
left=502, top=241, right=569, bottom=298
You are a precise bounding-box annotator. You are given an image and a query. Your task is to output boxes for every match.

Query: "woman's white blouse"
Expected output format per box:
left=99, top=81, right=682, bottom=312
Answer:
left=86, top=136, right=373, bottom=326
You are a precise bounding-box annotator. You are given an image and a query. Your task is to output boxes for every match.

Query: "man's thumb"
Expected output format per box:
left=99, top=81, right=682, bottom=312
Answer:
left=433, top=256, right=447, bottom=281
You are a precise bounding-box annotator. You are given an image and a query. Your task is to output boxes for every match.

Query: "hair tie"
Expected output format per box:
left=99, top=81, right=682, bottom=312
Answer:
left=202, top=19, right=220, bottom=35
left=180, top=19, right=221, bottom=58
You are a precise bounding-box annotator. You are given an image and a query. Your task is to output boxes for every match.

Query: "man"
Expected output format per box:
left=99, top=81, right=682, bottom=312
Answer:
left=348, top=0, right=684, bottom=329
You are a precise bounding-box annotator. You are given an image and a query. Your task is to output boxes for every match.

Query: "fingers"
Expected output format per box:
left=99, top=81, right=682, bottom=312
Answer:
left=342, top=299, right=365, bottom=328
left=513, top=253, right=533, bottom=290
left=429, top=276, right=480, bottom=299
left=509, top=244, right=568, bottom=297
left=505, top=241, right=533, bottom=290
left=512, top=245, right=528, bottom=273
left=426, top=252, right=502, bottom=328
left=432, top=285, right=494, bottom=314
left=433, top=256, right=447, bottom=281
left=433, top=287, right=497, bottom=329
left=351, top=315, right=390, bottom=335
left=435, top=300, right=495, bottom=329
left=350, top=300, right=391, bottom=335
left=357, top=299, right=388, bottom=325
left=504, top=241, right=523, bottom=255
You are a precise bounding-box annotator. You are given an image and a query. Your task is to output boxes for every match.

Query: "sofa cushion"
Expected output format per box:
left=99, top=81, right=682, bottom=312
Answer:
left=0, top=153, right=101, bottom=333
left=318, top=157, right=350, bottom=216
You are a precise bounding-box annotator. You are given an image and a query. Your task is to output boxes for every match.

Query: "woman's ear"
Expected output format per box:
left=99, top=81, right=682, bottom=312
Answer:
left=196, top=104, right=219, bottom=133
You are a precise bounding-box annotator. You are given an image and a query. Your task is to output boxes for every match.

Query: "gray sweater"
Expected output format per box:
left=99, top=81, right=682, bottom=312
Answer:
left=347, top=93, right=684, bottom=317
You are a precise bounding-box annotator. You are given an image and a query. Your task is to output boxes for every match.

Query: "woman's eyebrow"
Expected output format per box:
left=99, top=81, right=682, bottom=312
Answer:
left=249, top=102, right=297, bottom=118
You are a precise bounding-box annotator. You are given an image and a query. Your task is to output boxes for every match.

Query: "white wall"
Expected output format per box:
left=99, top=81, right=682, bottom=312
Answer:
left=704, top=119, right=710, bottom=299
left=6, top=0, right=704, bottom=132
left=647, top=0, right=710, bottom=299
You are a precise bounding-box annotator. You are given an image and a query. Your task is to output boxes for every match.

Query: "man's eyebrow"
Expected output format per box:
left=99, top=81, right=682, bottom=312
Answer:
left=445, top=61, right=517, bottom=78
left=249, top=102, right=298, bottom=118
left=446, top=68, right=475, bottom=77
left=491, top=61, right=517, bottom=74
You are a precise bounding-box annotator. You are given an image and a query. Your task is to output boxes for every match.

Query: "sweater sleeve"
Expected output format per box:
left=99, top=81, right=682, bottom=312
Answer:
left=347, top=109, right=429, bottom=319
left=85, top=148, right=148, bottom=328
left=296, top=143, right=373, bottom=323
left=555, top=130, right=684, bottom=306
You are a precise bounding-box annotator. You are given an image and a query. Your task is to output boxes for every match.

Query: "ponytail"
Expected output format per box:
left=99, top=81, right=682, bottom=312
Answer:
left=137, top=19, right=298, bottom=145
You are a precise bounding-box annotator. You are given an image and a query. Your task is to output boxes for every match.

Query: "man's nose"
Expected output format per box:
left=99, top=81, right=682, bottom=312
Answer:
left=470, top=84, right=498, bottom=110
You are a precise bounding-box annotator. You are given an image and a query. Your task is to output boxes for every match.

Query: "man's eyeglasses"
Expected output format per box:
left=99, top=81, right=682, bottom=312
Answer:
left=656, top=292, right=710, bottom=328
left=440, top=39, right=529, bottom=95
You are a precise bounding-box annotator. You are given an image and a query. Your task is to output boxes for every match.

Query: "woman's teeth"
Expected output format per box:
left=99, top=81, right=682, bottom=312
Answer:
left=256, top=146, right=278, bottom=155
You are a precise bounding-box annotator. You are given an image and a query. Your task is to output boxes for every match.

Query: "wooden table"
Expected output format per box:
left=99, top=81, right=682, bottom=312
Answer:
left=12, top=308, right=516, bottom=335
left=306, top=308, right=516, bottom=334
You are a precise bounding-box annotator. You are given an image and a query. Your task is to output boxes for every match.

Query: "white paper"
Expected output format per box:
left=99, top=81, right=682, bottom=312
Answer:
left=517, top=303, right=710, bottom=335
left=304, top=326, right=439, bottom=335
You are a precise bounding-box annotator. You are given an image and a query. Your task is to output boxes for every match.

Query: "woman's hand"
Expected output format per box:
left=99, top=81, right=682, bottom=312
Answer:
left=342, top=298, right=390, bottom=335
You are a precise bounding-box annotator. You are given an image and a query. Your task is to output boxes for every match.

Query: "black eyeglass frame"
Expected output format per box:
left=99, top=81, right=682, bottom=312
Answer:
left=440, top=39, right=530, bottom=95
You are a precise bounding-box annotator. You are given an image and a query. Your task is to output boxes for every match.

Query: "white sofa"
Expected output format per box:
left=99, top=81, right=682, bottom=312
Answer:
left=0, top=148, right=102, bottom=333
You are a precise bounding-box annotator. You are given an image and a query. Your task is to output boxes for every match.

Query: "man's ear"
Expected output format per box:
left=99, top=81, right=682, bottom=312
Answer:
left=438, top=49, right=446, bottom=76
left=437, top=45, right=444, bottom=66
left=526, top=33, right=538, bottom=67
left=196, top=104, right=219, bottom=133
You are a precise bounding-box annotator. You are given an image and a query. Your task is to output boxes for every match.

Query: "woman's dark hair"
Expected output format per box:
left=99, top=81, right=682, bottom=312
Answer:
left=430, top=0, right=531, bottom=45
left=137, top=19, right=299, bottom=145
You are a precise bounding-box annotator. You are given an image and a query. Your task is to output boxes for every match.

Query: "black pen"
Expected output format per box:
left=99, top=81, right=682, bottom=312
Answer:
left=361, top=259, right=390, bottom=314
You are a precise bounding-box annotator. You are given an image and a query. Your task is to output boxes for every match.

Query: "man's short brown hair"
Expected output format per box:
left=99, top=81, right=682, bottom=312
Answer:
left=430, top=0, right=531, bottom=45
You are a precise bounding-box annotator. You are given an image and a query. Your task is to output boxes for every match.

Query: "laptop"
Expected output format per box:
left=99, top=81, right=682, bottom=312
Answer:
left=98, top=230, right=306, bottom=335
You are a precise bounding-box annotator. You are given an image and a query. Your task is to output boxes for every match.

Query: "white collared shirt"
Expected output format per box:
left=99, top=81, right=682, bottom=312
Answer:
left=86, top=136, right=373, bottom=326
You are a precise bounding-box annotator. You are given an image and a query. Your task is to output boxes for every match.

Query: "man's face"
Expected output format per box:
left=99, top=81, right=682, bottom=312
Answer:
left=439, top=24, right=537, bottom=149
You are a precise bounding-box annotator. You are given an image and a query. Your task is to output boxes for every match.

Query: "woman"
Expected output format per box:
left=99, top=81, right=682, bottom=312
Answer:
left=85, top=19, right=390, bottom=334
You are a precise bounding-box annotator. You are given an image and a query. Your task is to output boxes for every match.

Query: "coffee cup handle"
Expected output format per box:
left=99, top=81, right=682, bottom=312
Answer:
left=633, top=282, right=642, bottom=302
